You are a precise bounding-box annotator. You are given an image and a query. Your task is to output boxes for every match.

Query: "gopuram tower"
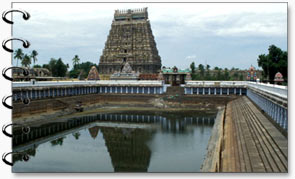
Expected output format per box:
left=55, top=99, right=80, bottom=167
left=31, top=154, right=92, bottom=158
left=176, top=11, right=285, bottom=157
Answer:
left=98, top=8, right=162, bottom=76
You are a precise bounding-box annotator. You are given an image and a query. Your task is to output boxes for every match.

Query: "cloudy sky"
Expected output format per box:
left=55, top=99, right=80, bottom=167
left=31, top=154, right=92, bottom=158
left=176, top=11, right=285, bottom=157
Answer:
left=12, top=2, right=287, bottom=70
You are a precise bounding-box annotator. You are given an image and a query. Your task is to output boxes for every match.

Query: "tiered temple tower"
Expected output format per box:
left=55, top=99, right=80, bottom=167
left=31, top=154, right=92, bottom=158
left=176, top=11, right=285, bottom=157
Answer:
left=98, top=8, right=162, bottom=75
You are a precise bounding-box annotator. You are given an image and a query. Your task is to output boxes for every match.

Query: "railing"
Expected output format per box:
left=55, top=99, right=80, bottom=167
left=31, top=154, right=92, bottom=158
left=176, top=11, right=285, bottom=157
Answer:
left=185, top=81, right=248, bottom=87
left=247, top=82, right=287, bottom=99
left=12, top=80, right=288, bottom=100
left=12, top=80, right=164, bottom=88
left=185, top=81, right=287, bottom=99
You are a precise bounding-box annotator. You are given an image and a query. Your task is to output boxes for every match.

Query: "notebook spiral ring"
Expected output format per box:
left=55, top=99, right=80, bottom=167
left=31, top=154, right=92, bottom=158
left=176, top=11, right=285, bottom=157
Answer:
left=1, top=9, right=32, bottom=167
left=2, top=95, right=30, bottom=109
left=2, top=38, right=30, bottom=53
left=2, top=9, right=30, bottom=24
left=2, top=152, right=30, bottom=166
left=2, top=66, right=29, bottom=81
left=2, top=123, right=30, bottom=138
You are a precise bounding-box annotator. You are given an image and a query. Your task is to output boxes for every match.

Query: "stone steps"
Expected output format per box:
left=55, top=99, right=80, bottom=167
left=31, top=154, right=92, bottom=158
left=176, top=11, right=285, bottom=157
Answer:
left=166, top=86, right=184, bottom=96
left=221, top=96, right=287, bottom=172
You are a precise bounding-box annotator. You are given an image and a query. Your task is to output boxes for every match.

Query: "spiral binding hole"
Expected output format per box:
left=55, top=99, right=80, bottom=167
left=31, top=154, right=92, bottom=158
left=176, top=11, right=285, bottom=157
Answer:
left=2, top=95, right=31, bottom=109
left=2, top=123, right=31, bottom=138
left=2, top=67, right=29, bottom=81
left=22, top=97, right=30, bottom=105
left=2, top=38, right=30, bottom=53
left=1, top=8, right=32, bottom=167
left=2, top=95, right=13, bottom=109
left=2, top=9, right=30, bottom=24
left=22, top=126, right=30, bottom=134
left=22, top=154, right=30, bottom=162
left=2, top=152, right=29, bottom=166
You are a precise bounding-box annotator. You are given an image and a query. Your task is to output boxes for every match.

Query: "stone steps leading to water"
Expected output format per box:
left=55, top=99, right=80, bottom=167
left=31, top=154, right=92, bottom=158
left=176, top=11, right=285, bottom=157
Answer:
left=221, top=96, right=287, bottom=172
left=165, top=86, right=184, bottom=96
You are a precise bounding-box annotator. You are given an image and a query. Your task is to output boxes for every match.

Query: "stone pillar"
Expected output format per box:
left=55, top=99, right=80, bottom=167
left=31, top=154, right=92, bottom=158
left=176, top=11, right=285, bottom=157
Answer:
left=148, top=87, right=150, bottom=94
left=214, top=88, right=216, bottom=95
left=203, top=88, right=205, bottom=95
left=220, top=88, right=222, bottom=95
left=191, top=87, right=193, bottom=95
left=115, top=86, right=118, bottom=93
left=137, top=87, right=139, bottom=94
left=131, top=86, right=134, bottom=93
left=30, top=90, right=32, bottom=99
left=110, top=86, right=113, bottom=93
left=227, top=88, right=229, bottom=95
left=284, top=109, right=288, bottom=129
left=234, top=88, right=236, bottom=95
left=239, top=88, right=242, bottom=95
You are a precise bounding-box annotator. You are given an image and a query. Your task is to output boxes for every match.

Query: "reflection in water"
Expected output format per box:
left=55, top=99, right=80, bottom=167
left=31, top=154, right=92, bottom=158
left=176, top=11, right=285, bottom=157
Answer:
left=102, top=127, right=153, bottom=172
left=12, top=111, right=215, bottom=172
left=50, top=137, right=65, bottom=146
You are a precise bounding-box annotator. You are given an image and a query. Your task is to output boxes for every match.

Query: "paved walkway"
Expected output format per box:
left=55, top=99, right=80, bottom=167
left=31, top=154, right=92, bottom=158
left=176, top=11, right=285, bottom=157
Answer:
left=221, top=96, right=288, bottom=172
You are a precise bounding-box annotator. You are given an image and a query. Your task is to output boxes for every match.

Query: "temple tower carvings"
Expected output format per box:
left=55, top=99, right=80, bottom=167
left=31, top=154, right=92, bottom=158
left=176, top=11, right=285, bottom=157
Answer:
left=98, top=8, right=162, bottom=75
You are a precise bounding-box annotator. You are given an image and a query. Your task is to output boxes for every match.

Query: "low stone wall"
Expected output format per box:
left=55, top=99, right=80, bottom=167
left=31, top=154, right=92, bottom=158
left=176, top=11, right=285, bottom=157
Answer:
left=13, top=94, right=236, bottom=122
left=201, top=106, right=225, bottom=172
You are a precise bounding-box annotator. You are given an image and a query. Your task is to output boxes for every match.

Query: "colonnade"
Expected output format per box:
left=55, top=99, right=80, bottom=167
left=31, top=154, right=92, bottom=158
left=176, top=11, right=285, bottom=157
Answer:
left=13, top=86, right=164, bottom=102
left=184, top=87, right=247, bottom=95
left=247, top=89, right=288, bottom=130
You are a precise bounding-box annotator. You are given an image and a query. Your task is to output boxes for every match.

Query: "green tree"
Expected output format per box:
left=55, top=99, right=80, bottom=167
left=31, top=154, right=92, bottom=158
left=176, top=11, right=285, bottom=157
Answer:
left=239, top=74, right=244, bottom=81
left=257, top=45, right=287, bottom=83
left=224, top=68, right=230, bottom=80
left=205, top=64, right=211, bottom=80
left=217, top=69, right=222, bottom=80
left=33, top=64, right=42, bottom=68
left=55, top=58, right=68, bottom=77
left=72, top=55, right=80, bottom=68
left=69, top=61, right=98, bottom=79
left=21, top=54, right=31, bottom=67
left=42, top=64, right=50, bottom=70
left=14, top=48, right=24, bottom=67
left=30, top=50, right=38, bottom=67
left=233, top=72, right=239, bottom=80
left=48, top=58, right=58, bottom=76
left=72, top=132, right=81, bottom=140
left=51, top=137, right=65, bottom=146
left=190, top=62, right=196, bottom=74
left=198, top=64, right=205, bottom=79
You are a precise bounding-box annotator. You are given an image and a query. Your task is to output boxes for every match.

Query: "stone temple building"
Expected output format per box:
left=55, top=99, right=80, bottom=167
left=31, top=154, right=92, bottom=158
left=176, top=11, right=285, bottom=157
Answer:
left=98, top=8, right=162, bottom=76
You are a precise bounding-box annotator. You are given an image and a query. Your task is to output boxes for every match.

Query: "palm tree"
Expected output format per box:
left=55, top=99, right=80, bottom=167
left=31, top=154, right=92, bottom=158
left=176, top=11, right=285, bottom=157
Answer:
left=31, top=50, right=38, bottom=67
left=72, top=132, right=81, bottom=140
left=21, top=54, right=31, bottom=68
left=13, top=48, right=24, bottom=67
left=72, top=55, right=80, bottom=68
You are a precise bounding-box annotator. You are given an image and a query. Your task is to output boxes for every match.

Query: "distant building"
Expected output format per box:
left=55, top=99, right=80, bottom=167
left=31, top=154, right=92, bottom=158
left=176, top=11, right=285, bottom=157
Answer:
left=274, top=72, right=284, bottom=85
left=87, top=66, right=100, bottom=80
left=98, top=8, right=161, bottom=76
left=162, top=67, right=191, bottom=86
left=12, top=67, right=60, bottom=81
left=110, top=62, right=139, bottom=80
left=246, top=66, right=257, bottom=82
